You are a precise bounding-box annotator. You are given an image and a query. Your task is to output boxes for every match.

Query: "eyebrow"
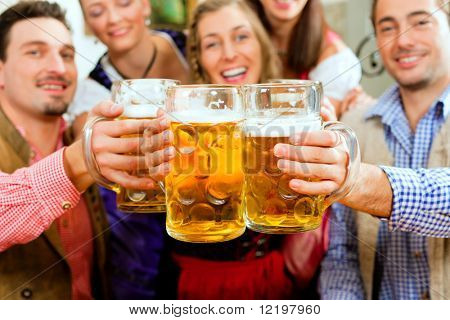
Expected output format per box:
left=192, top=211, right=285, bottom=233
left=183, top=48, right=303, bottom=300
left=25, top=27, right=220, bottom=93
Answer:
left=201, top=25, right=248, bottom=39
left=377, top=10, right=432, bottom=25
left=20, top=40, right=75, bottom=51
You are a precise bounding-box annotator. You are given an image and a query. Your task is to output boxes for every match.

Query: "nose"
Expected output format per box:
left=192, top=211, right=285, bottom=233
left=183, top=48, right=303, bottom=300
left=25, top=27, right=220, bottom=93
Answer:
left=222, top=40, right=237, bottom=61
left=396, top=25, right=415, bottom=49
left=45, top=51, right=67, bottom=74
left=107, top=7, right=122, bottom=24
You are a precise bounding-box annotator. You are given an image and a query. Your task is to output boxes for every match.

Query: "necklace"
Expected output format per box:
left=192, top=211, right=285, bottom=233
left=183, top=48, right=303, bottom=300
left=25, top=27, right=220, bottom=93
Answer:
left=112, top=43, right=158, bottom=80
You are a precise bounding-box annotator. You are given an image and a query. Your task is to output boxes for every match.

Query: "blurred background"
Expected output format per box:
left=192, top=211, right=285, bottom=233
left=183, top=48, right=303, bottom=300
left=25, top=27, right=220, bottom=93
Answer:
left=0, top=0, right=394, bottom=97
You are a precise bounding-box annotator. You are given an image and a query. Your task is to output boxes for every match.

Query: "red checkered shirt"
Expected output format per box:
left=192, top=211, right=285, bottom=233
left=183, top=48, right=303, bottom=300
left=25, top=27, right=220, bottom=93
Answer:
left=0, top=119, right=94, bottom=299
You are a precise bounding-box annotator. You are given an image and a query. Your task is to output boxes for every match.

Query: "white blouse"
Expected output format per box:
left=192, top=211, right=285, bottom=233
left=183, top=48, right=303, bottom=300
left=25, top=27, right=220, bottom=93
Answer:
left=309, top=47, right=362, bottom=101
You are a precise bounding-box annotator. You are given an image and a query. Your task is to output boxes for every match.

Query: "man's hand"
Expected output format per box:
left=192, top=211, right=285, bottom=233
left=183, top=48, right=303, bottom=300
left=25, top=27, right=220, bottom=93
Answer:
left=274, top=130, right=349, bottom=195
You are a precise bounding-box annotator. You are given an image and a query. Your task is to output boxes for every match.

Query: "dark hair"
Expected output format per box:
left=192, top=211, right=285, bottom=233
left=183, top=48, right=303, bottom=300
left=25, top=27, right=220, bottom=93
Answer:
left=371, top=0, right=450, bottom=32
left=247, top=0, right=327, bottom=74
left=0, top=1, right=69, bottom=61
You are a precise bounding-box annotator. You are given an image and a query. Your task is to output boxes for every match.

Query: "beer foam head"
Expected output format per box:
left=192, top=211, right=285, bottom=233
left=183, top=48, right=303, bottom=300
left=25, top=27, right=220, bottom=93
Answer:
left=170, top=109, right=243, bottom=124
left=244, top=116, right=322, bottom=137
left=121, top=104, right=160, bottom=118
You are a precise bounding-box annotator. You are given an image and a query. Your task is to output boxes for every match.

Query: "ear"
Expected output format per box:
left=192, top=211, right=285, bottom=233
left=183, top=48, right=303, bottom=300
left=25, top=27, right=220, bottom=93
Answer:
left=142, top=0, right=151, bottom=18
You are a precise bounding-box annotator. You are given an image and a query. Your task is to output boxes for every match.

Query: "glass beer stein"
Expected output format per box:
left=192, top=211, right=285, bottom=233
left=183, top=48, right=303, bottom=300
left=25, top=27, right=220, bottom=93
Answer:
left=83, top=78, right=179, bottom=213
left=165, top=85, right=245, bottom=243
left=242, top=82, right=360, bottom=233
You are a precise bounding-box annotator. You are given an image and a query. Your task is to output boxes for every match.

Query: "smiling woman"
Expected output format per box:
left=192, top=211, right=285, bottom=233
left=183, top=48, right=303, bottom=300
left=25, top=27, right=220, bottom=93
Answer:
left=188, top=0, right=280, bottom=84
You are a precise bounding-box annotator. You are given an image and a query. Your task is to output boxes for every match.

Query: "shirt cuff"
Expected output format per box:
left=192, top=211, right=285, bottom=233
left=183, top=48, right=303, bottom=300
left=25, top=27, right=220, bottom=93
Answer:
left=379, top=166, right=422, bottom=232
left=29, top=148, right=81, bottom=224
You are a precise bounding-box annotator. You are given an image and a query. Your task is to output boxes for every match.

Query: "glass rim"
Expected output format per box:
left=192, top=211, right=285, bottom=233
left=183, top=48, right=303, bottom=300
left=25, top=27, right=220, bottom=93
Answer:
left=243, top=81, right=321, bottom=89
left=167, top=84, right=242, bottom=90
left=112, top=78, right=181, bottom=87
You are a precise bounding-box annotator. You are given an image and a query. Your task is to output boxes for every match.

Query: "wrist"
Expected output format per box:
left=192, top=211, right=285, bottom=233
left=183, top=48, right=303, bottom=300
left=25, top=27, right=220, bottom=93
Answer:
left=63, top=140, right=94, bottom=192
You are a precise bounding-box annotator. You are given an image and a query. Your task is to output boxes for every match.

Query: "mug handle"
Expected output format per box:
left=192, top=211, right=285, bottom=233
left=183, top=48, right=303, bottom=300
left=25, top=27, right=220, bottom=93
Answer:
left=82, top=116, right=120, bottom=192
left=322, top=121, right=361, bottom=206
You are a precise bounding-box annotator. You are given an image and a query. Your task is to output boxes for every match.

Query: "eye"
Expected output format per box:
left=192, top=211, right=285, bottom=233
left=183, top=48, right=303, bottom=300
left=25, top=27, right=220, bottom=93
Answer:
left=117, top=0, right=132, bottom=7
left=26, top=49, right=42, bottom=57
left=235, top=33, right=249, bottom=42
left=88, top=6, right=104, bottom=18
left=204, top=41, right=220, bottom=50
left=61, top=51, right=75, bottom=62
left=414, top=19, right=431, bottom=28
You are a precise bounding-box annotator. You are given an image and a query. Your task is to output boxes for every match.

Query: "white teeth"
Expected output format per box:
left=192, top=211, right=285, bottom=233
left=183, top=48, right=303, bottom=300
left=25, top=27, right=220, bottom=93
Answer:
left=399, top=56, right=419, bottom=63
left=40, top=84, right=64, bottom=90
left=222, top=67, right=247, bottom=78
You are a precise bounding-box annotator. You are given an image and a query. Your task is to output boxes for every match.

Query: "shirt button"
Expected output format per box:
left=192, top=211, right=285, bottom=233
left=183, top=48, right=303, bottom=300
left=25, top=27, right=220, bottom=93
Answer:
left=255, top=250, right=265, bottom=257
left=414, top=251, right=422, bottom=258
left=29, top=151, right=36, bottom=160
left=62, top=201, right=72, bottom=210
left=21, top=288, right=33, bottom=299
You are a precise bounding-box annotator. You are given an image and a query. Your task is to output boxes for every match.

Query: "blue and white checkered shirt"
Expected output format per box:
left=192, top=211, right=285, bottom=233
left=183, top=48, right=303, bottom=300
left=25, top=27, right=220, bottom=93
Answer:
left=320, top=85, right=450, bottom=300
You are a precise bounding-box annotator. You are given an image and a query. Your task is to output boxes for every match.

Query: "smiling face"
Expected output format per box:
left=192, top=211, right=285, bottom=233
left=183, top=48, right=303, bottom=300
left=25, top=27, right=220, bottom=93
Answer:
left=80, top=0, right=150, bottom=53
left=197, top=4, right=262, bottom=84
left=260, top=0, right=308, bottom=23
left=0, top=18, right=77, bottom=117
left=375, top=0, right=450, bottom=90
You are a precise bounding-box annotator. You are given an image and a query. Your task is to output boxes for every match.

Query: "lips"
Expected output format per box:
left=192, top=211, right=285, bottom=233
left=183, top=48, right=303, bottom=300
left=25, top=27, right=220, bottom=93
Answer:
left=36, top=79, right=70, bottom=93
left=394, top=52, right=425, bottom=69
left=274, top=0, right=295, bottom=10
left=108, top=27, right=130, bottom=37
left=221, top=67, right=248, bottom=83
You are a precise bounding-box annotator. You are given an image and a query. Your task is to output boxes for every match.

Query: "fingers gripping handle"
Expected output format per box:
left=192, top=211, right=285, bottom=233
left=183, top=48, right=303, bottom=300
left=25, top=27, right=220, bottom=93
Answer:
left=82, top=116, right=119, bottom=192
left=323, top=121, right=361, bottom=206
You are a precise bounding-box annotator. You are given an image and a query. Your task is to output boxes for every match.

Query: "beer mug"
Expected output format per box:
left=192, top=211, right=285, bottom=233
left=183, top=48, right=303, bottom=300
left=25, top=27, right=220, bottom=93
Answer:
left=83, top=79, right=179, bottom=213
left=242, top=82, right=360, bottom=233
left=165, top=85, right=245, bottom=243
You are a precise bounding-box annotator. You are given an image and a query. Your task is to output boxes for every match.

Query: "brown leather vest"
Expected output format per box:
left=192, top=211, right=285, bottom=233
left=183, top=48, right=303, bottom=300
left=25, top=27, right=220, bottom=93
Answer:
left=0, top=108, right=110, bottom=299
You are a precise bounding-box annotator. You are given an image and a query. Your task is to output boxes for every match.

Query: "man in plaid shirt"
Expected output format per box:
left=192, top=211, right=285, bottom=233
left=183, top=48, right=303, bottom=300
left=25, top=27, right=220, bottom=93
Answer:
left=0, top=1, right=165, bottom=299
left=317, top=0, right=450, bottom=299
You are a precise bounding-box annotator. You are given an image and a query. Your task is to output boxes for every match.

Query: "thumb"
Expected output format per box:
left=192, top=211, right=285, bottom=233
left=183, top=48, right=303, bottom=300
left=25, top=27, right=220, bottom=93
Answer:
left=89, top=100, right=123, bottom=119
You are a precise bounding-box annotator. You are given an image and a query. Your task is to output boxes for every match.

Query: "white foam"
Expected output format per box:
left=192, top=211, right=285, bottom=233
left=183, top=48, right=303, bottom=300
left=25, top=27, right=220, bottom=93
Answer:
left=244, top=116, right=321, bottom=137
left=169, top=109, right=243, bottom=124
left=121, top=104, right=160, bottom=118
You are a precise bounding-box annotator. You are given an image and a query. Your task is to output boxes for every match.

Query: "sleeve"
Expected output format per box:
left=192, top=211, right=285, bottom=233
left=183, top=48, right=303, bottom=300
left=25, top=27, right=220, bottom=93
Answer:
left=0, top=148, right=81, bottom=251
left=309, top=48, right=362, bottom=101
left=64, top=78, right=111, bottom=124
left=319, top=203, right=365, bottom=299
left=381, top=166, right=450, bottom=238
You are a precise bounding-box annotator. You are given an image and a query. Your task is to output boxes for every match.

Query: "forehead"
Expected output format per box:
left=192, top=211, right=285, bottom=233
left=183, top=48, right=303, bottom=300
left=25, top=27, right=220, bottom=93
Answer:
left=7, top=18, right=73, bottom=50
left=376, top=0, right=440, bottom=21
left=198, top=5, right=252, bottom=36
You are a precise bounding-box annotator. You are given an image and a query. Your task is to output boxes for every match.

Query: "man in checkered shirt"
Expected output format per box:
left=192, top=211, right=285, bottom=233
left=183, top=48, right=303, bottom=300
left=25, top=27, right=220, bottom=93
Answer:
left=317, top=0, right=450, bottom=299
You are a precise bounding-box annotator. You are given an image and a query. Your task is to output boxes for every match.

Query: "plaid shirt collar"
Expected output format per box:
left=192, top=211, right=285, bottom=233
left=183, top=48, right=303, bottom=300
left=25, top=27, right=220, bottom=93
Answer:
left=364, top=84, right=449, bottom=124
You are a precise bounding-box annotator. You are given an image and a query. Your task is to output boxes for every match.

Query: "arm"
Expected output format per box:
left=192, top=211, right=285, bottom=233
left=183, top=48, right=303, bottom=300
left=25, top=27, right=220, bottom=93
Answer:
left=0, top=101, right=165, bottom=251
left=319, top=203, right=365, bottom=299
left=0, top=149, right=80, bottom=251
left=381, top=166, right=450, bottom=237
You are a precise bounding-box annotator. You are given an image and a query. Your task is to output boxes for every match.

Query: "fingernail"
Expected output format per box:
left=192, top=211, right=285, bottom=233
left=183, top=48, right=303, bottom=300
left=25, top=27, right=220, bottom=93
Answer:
left=273, top=144, right=284, bottom=157
left=290, top=179, right=301, bottom=188
left=277, top=159, right=287, bottom=169
left=111, top=103, right=122, bottom=113
left=165, top=146, right=175, bottom=158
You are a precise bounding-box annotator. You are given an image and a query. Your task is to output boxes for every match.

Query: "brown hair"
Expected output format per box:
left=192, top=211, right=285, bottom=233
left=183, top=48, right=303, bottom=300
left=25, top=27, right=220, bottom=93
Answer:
left=247, top=0, right=327, bottom=74
left=187, top=0, right=281, bottom=83
left=371, top=0, right=450, bottom=32
left=0, top=1, right=70, bottom=61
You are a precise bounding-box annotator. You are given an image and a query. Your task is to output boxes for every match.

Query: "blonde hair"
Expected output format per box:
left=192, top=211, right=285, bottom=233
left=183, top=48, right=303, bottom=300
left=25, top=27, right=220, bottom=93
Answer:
left=187, top=0, right=281, bottom=84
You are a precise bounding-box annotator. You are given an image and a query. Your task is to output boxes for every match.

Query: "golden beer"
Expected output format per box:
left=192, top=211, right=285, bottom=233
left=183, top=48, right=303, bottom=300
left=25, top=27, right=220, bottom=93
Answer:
left=166, top=110, right=245, bottom=243
left=243, top=118, right=326, bottom=233
left=115, top=104, right=166, bottom=213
